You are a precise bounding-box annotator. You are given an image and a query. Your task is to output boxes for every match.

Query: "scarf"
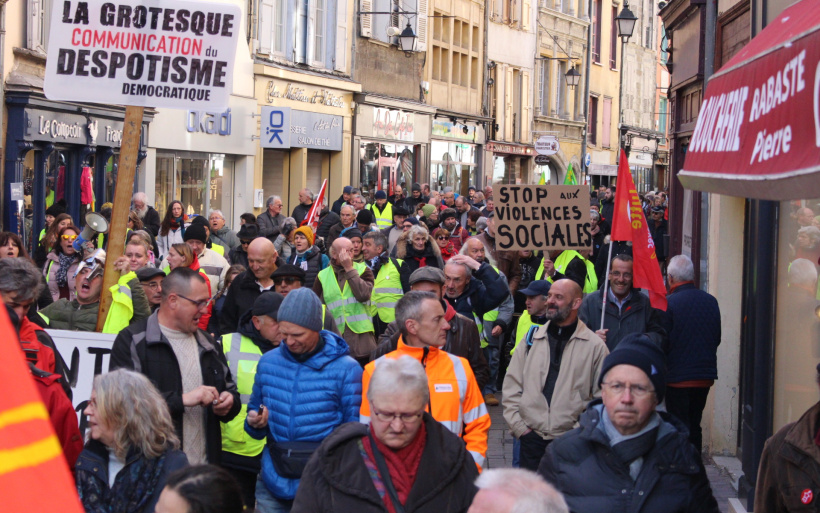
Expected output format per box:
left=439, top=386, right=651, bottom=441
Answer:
left=170, top=217, right=186, bottom=237
left=440, top=244, right=457, bottom=260
left=363, top=421, right=427, bottom=513
left=600, top=406, right=661, bottom=480
left=292, top=248, right=311, bottom=271
left=407, top=244, right=430, bottom=268
left=56, top=253, right=76, bottom=288
left=107, top=450, right=169, bottom=513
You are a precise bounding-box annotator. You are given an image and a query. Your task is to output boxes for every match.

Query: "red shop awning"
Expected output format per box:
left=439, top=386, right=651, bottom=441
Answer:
left=679, top=0, right=820, bottom=200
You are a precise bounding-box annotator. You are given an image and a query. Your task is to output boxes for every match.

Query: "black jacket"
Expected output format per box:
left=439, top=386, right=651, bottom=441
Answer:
left=287, top=245, right=325, bottom=289
left=662, top=283, right=721, bottom=383
left=578, top=287, right=667, bottom=351
left=331, top=194, right=346, bottom=215
left=316, top=209, right=341, bottom=240
left=648, top=219, right=668, bottom=262
left=218, top=264, right=281, bottom=335
left=291, top=202, right=312, bottom=226
left=142, top=206, right=162, bottom=237
left=600, top=196, right=615, bottom=226
left=228, top=246, right=249, bottom=270
left=445, top=262, right=510, bottom=321
left=292, top=415, right=478, bottom=513
left=539, top=402, right=719, bottom=513
left=109, top=312, right=241, bottom=464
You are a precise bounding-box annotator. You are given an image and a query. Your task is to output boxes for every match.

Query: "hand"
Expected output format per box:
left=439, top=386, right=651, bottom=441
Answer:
left=212, top=391, right=234, bottom=416
left=595, top=329, right=608, bottom=342
left=491, top=325, right=503, bottom=337
left=182, top=385, right=219, bottom=407
left=449, top=254, right=480, bottom=271
left=520, top=428, right=532, bottom=438
left=113, top=256, right=130, bottom=274
left=246, top=405, right=269, bottom=429
left=543, top=259, right=555, bottom=277
left=337, top=247, right=354, bottom=272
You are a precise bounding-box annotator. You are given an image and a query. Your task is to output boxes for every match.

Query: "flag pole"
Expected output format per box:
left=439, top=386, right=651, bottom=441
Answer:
left=600, top=239, right=614, bottom=331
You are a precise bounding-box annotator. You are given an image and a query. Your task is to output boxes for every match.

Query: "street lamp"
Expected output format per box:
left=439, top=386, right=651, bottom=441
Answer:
left=616, top=3, right=637, bottom=156
left=398, top=22, right=418, bottom=55
left=615, top=4, right=638, bottom=41
left=565, top=65, right=581, bottom=90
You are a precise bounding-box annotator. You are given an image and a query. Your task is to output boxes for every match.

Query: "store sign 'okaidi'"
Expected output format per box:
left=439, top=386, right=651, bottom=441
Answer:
left=44, top=0, right=241, bottom=110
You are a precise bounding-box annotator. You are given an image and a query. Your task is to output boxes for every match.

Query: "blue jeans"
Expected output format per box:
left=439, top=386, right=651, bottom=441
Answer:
left=483, top=343, right=500, bottom=395
left=255, top=477, right=293, bottom=513
left=513, top=437, right=521, bottom=468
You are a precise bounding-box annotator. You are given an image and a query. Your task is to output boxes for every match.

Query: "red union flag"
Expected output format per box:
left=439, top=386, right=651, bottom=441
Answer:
left=611, top=150, right=667, bottom=310
left=303, top=179, right=328, bottom=231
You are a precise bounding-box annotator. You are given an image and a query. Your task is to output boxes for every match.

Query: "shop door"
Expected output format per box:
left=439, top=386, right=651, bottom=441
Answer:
left=209, top=155, right=234, bottom=218
left=306, top=152, right=323, bottom=195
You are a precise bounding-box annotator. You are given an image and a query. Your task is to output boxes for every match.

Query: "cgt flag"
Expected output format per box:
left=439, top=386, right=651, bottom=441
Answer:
left=302, top=178, right=328, bottom=231
left=0, top=305, right=85, bottom=513
left=610, top=149, right=667, bottom=310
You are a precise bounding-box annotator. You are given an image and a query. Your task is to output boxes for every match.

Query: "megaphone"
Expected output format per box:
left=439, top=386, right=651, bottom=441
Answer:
left=73, top=212, right=109, bottom=252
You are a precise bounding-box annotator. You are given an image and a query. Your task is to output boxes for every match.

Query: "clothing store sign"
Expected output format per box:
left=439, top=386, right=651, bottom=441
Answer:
left=494, top=185, right=592, bottom=252
left=44, top=0, right=241, bottom=110
left=260, top=106, right=343, bottom=151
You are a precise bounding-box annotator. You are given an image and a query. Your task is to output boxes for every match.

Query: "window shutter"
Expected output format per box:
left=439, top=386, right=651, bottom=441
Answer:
left=521, top=71, right=531, bottom=143
left=28, top=0, right=45, bottom=52
left=536, top=61, right=544, bottom=115
left=495, top=67, right=504, bottom=133
left=335, top=0, right=348, bottom=71
left=305, top=0, right=316, bottom=65
left=504, top=66, right=514, bottom=141
left=360, top=0, right=373, bottom=37
left=258, top=0, right=274, bottom=55
left=416, top=0, right=429, bottom=51
left=521, top=0, right=531, bottom=31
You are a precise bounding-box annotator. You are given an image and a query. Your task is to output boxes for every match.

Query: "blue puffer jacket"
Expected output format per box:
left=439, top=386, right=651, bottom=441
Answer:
left=245, top=330, right=363, bottom=500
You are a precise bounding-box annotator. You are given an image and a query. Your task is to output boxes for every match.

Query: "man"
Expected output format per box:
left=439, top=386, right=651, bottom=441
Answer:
left=137, top=266, right=165, bottom=312
left=313, top=237, right=376, bottom=366
left=404, top=182, right=426, bottom=213
left=326, top=204, right=356, bottom=247
left=389, top=184, right=405, bottom=206
left=484, top=185, right=493, bottom=201
left=191, top=215, right=229, bottom=257
left=209, top=209, right=240, bottom=250
left=240, top=212, right=257, bottom=225
left=350, top=193, right=369, bottom=213
left=257, top=195, right=284, bottom=238
left=373, top=266, right=489, bottom=391
left=441, top=207, right=468, bottom=252
left=539, top=334, right=720, bottom=512
left=600, top=186, right=615, bottom=225
left=271, top=264, right=337, bottom=332
left=442, top=188, right=456, bottom=209
left=370, top=190, right=393, bottom=230
left=291, top=188, right=314, bottom=226
left=648, top=206, right=668, bottom=263
left=423, top=183, right=432, bottom=197
left=503, top=279, right=609, bottom=471
left=245, top=288, right=363, bottom=510
left=362, top=291, right=491, bottom=470
left=110, top=268, right=241, bottom=464
left=579, top=254, right=667, bottom=351
left=481, top=198, right=495, bottom=218
left=184, top=223, right=229, bottom=294
left=355, top=210, right=377, bottom=234
left=219, top=237, right=280, bottom=335
left=512, top=280, right=551, bottom=351
left=456, top=196, right=479, bottom=230
left=132, top=191, right=161, bottom=236
left=662, top=254, right=721, bottom=452
left=332, top=185, right=354, bottom=215
left=381, top=205, right=408, bottom=251
left=444, top=254, right=510, bottom=328
left=536, top=248, right=597, bottom=294
left=469, top=469, right=569, bottom=513
left=316, top=201, right=341, bottom=240
left=476, top=214, right=522, bottom=293
left=229, top=223, right=258, bottom=269
left=361, top=231, right=409, bottom=336
left=219, top=292, right=284, bottom=507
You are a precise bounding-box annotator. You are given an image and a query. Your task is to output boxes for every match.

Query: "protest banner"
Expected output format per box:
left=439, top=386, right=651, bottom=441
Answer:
left=494, top=184, right=591, bottom=252
left=44, top=0, right=241, bottom=110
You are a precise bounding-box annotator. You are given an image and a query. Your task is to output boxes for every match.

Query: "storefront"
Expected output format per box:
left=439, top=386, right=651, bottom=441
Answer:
left=587, top=163, right=618, bottom=188
left=430, top=117, right=486, bottom=194
left=628, top=150, right=656, bottom=194
left=485, top=141, right=535, bottom=185
left=352, top=94, right=434, bottom=200
left=254, top=68, right=360, bottom=213
left=145, top=95, right=257, bottom=226
left=4, top=93, right=152, bottom=249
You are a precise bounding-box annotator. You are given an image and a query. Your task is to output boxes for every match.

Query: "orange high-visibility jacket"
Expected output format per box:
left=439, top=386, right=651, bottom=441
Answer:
left=361, top=337, right=490, bottom=470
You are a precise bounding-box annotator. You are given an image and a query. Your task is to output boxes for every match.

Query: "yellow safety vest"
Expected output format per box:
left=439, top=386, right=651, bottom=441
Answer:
left=219, top=333, right=265, bottom=458
left=211, top=243, right=225, bottom=257
left=369, top=258, right=404, bottom=323
left=536, top=250, right=598, bottom=294
left=102, top=271, right=136, bottom=334
left=372, top=202, right=394, bottom=230
left=510, top=310, right=547, bottom=355
left=318, top=262, right=374, bottom=334
left=38, top=229, right=46, bottom=242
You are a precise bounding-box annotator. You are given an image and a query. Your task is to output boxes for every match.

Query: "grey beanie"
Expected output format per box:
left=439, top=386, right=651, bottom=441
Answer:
left=277, top=287, right=323, bottom=332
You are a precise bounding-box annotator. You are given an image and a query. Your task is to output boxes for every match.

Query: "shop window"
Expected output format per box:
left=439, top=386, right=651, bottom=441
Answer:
left=156, top=153, right=233, bottom=218
left=431, top=141, right=477, bottom=193
left=359, top=142, right=417, bottom=196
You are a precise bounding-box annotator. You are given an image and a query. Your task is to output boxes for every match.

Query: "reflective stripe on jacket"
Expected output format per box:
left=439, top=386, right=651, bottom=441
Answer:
left=369, top=259, right=403, bottom=323
left=536, top=250, right=598, bottom=293
left=219, top=333, right=265, bottom=458
left=102, top=271, right=136, bottom=334
left=371, top=202, right=393, bottom=230
left=318, top=262, right=374, bottom=334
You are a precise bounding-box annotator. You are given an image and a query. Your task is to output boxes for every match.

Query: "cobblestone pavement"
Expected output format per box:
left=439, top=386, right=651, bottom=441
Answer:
left=485, top=398, right=738, bottom=513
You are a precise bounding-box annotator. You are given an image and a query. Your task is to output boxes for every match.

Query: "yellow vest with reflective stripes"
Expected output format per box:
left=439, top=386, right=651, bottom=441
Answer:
left=318, top=262, right=374, bottom=334
left=372, top=202, right=393, bottom=230
left=510, top=310, right=547, bottom=355
left=369, top=259, right=404, bottom=323
left=219, top=333, right=265, bottom=458
left=102, top=271, right=136, bottom=334
left=536, top=250, right=598, bottom=294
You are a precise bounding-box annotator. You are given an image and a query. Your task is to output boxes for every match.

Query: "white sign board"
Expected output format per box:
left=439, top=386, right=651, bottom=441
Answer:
left=535, top=135, right=560, bottom=156
left=44, top=0, right=241, bottom=110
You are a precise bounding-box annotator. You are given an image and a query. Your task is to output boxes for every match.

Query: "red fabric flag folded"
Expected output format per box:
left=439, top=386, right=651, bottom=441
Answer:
left=303, top=179, right=328, bottom=231
left=610, top=149, right=668, bottom=311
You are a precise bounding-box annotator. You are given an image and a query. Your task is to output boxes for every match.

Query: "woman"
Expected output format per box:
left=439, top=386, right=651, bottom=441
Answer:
left=128, top=210, right=145, bottom=232
left=472, top=191, right=486, bottom=210
left=0, top=231, right=27, bottom=259
left=158, top=201, right=188, bottom=262
left=154, top=465, right=244, bottom=513
left=43, top=224, right=82, bottom=302
left=34, top=213, right=74, bottom=268
left=115, top=238, right=153, bottom=273
left=395, top=225, right=444, bottom=274
left=344, top=228, right=366, bottom=263
left=76, top=369, right=189, bottom=513
left=420, top=204, right=439, bottom=232
left=207, top=264, right=245, bottom=335
left=165, top=243, right=212, bottom=330
left=128, top=230, right=159, bottom=266
left=433, top=227, right=457, bottom=262
left=286, top=226, right=328, bottom=288
left=293, top=356, right=478, bottom=513
left=274, top=217, right=297, bottom=261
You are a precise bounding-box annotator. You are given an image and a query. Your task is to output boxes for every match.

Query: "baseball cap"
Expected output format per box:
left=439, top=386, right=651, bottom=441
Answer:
left=252, top=291, right=285, bottom=319
left=136, top=267, right=166, bottom=282
left=519, top=280, right=551, bottom=297
left=409, top=266, right=446, bottom=286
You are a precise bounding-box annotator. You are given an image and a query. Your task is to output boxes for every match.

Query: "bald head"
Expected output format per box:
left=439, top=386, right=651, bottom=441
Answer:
left=545, top=279, right=583, bottom=326
left=331, top=237, right=352, bottom=263
left=798, top=207, right=816, bottom=226
left=248, top=237, right=278, bottom=280
left=461, top=238, right=487, bottom=263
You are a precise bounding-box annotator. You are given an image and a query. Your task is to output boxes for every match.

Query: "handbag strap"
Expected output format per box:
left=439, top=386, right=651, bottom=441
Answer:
left=367, top=431, right=406, bottom=513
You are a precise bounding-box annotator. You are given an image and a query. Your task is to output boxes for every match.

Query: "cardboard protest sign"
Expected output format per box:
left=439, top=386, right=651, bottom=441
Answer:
left=44, top=0, right=241, bottom=110
left=494, top=185, right=592, bottom=252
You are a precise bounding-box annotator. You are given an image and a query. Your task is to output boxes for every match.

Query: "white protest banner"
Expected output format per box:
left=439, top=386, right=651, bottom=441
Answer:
left=44, top=0, right=241, bottom=110
left=494, top=184, right=591, bottom=252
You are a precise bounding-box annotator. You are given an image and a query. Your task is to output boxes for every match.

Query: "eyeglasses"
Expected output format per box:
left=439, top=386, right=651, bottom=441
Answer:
left=609, top=271, right=633, bottom=280
left=601, top=382, right=654, bottom=398
left=372, top=408, right=424, bottom=424
left=240, top=239, right=252, bottom=245
left=437, top=236, right=448, bottom=240
left=176, top=294, right=212, bottom=310
left=142, top=281, right=161, bottom=290
left=61, top=234, right=78, bottom=241
left=273, top=276, right=301, bottom=286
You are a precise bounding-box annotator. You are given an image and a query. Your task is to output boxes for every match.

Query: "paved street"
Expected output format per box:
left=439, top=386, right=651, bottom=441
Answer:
left=485, top=398, right=738, bottom=513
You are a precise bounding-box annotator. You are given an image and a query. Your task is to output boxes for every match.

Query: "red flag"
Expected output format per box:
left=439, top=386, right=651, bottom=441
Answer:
left=610, top=149, right=668, bottom=310
left=0, top=307, right=85, bottom=513
left=302, top=179, right=328, bottom=231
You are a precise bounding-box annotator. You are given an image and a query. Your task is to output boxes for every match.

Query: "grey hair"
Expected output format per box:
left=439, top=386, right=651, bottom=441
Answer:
left=363, top=231, right=388, bottom=252
left=476, top=216, right=488, bottom=232
left=474, top=191, right=485, bottom=202
left=443, top=186, right=453, bottom=194
left=281, top=217, right=297, bottom=231
left=266, top=195, right=281, bottom=207
left=798, top=226, right=820, bottom=244
left=407, top=224, right=429, bottom=242
left=788, top=258, right=818, bottom=287
left=367, top=355, right=429, bottom=405
left=474, top=469, right=569, bottom=513
left=0, top=258, right=44, bottom=302
left=132, top=192, right=148, bottom=203
left=590, top=211, right=601, bottom=222
left=460, top=238, right=497, bottom=267
left=667, top=254, right=695, bottom=282
left=208, top=209, right=224, bottom=220
left=302, top=188, right=314, bottom=200
left=395, top=290, right=439, bottom=339
left=340, top=204, right=356, bottom=215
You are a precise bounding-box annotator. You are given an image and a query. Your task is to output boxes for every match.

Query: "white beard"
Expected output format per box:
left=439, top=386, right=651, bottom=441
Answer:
left=136, top=206, right=148, bottom=219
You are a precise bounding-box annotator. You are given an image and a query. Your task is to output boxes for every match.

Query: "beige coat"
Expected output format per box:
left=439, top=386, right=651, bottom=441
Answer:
left=502, top=319, right=608, bottom=439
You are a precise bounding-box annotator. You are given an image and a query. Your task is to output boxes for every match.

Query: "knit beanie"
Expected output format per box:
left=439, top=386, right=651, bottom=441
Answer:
left=357, top=209, right=374, bottom=225
left=277, top=287, right=323, bottom=332
left=598, top=333, right=667, bottom=402
left=190, top=215, right=209, bottom=228
left=375, top=190, right=387, bottom=200
left=343, top=228, right=363, bottom=241
left=183, top=224, right=208, bottom=244
left=421, top=204, right=436, bottom=218
left=412, top=182, right=422, bottom=192
left=440, top=208, right=457, bottom=222
left=293, top=225, right=315, bottom=246
left=45, top=203, right=66, bottom=217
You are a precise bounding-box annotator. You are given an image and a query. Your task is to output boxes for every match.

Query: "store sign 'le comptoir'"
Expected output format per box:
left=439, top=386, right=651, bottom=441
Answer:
left=266, top=81, right=346, bottom=109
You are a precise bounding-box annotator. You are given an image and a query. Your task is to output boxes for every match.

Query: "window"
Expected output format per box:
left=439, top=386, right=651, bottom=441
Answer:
left=602, top=97, right=612, bottom=147
left=27, top=0, right=52, bottom=53
left=588, top=96, right=599, bottom=146
left=644, top=0, right=654, bottom=49
left=592, top=0, right=602, bottom=63
left=538, top=59, right=551, bottom=115
left=557, top=61, right=567, bottom=118
left=312, top=0, right=326, bottom=64
left=610, top=6, right=618, bottom=69
left=659, top=97, right=668, bottom=134
left=660, top=27, right=669, bottom=64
